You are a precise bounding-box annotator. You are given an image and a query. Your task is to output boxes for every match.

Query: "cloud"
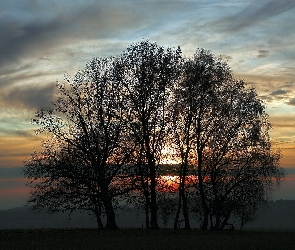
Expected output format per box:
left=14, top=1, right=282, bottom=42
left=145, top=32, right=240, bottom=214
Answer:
left=257, top=50, right=270, bottom=58
left=220, top=54, right=232, bottom=60
left=0, top=135, right=41, bottom=167
left=0, top=167, right=23, bottom=179
left=287, top=98, right=295, bottom=106
left=0, top=15, right=64, bottom=68
left=10, top=129, right=35, bottom=139
left=270, top=89, right=288, bottom=96
left=0, top=1, right=144, bottom=69
left=0, top=83, right=56, bottom=110
left=220, top=0, right=295, bottom=32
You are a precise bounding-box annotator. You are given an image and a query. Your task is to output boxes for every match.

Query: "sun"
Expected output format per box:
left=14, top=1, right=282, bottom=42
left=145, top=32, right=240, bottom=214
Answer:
left=160, top=146, right=181, bottom=165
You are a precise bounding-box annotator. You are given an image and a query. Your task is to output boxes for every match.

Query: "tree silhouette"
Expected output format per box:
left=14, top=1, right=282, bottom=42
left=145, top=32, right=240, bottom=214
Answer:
left=115, top=40, right=182, bottom=229
left=172, top=49, right=284, bottom=230
left=24, top=57, right=135, bottom=229
left=24, top=42, right=284, bottom=230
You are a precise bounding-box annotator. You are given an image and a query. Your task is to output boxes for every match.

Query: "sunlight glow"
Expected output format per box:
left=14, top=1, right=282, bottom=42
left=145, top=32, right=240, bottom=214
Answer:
left=160, top=147, right=181, bottom=165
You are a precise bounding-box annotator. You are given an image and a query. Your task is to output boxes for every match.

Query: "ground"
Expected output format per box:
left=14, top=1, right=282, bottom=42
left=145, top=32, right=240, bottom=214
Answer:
left=0, top=229, right=294, bottom=250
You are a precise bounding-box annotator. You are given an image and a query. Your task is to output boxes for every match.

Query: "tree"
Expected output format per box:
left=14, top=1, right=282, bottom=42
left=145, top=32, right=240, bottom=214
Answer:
left=24, top=57, right=135, bottom=229
left=173, top=49, right=284, bottom=230
left=115, top=40, right=182, bottom=229
left=24, top=137, right=107, bottom=228
left=170, top=61, right=198, bottom=230
left=207, top=149, right=282, bottom=229
left=24, top=42, right=283, bottom=231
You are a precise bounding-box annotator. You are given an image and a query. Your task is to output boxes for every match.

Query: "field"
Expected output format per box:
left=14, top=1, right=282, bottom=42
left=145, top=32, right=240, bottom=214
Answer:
left=0, top=229, right=294, bottom=250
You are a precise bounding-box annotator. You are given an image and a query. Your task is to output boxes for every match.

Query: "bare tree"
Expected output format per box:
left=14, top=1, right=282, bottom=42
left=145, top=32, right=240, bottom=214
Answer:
left=24, top=43, right=284, bottom=231
left=24, top=138, right=106, bottom=229
left=115, top=40, right=182, bottom=229
left=24, top=57, right=135, bottom=229
left=172, top=49, right=284, bottom=230
left=170, top=62, right=197, bottom=230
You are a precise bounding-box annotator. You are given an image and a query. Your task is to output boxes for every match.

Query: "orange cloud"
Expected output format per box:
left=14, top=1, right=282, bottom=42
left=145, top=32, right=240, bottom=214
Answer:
left=0, top=136, right=42, bottom=168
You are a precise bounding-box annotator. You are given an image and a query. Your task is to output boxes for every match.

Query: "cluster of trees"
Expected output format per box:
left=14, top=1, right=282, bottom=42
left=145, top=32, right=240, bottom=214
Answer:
left=24, top=40, right=284, bottom=230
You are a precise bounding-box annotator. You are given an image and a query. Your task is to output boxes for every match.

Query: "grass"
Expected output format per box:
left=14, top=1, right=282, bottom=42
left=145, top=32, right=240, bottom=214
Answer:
left=0, top=228, right=294, bottom=250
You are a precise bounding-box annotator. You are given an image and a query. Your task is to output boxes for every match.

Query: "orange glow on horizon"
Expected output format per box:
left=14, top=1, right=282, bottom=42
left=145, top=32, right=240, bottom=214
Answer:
left=0, top=136, right=42, bottom=168
left=157, top=175, right=198, bottom=192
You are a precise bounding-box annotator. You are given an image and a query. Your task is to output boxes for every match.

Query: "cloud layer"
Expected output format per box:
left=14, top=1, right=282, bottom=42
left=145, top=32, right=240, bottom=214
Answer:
left=1, top=0, right=295, bottom=209
left=0, top=1, right=144, bottom=68
left=220, top=0, right=295, bottom=32
left=1, top=0, right=295, bottom=154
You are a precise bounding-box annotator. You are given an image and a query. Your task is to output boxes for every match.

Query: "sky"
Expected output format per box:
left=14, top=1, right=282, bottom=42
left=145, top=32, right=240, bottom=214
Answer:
left=1, top=0, right=295, bottom=210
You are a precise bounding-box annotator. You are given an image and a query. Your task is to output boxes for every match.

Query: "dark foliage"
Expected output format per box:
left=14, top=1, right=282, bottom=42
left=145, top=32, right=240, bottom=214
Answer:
left=24, top=40, right=284, bottom=230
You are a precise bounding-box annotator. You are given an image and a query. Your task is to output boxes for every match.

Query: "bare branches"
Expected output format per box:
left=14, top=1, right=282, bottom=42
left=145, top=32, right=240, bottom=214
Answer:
left=24, top=41, right=284, bottom=230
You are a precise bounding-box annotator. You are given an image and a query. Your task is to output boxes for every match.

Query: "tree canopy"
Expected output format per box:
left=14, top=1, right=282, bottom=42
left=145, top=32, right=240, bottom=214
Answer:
left=24, top=40, right=284, bottom=230
left=171, top=49, right=282, bottom=230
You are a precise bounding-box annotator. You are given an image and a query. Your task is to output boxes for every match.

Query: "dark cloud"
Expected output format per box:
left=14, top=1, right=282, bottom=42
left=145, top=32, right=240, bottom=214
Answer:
left=247, top=81, right=259, bottom=86
left=0, top=120, right=35, bottom=138
left=257, top=49, right=270, bottom=58
left=10, top=129, right=35, bottom=138
left=260, top=89, right=290, bottom=102
left=270, top=89, right=288, bottom=96
left=0, top=167, right=23, bottom=179
left=0, top=65, right=57, bottom=88
left=0, top=1, right=143, bottom=68
left=0, top=15, right=67, bottom=68
left=282, top=81, right=294, bottom=89
left=287, top=98, right=295, bottom=106
left=260, top=95, right=272, bottom=102
left=220, top=54, right=232, bottom=60
left=0, top=83, right=56, bottom=110
left=220, top=0, right=295, bottom=32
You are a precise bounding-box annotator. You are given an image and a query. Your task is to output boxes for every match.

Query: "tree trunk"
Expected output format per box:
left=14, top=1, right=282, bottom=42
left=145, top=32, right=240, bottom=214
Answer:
left=94, top=200, right=104, bottom=230
left=198, top=174, right=209, bottom=230
left=149, top=162, right=159, bottom=230
left=100, top=184, right=118, bottom=230
left=103, top=198, right=118, bottom=230
left=144, top=188, right=150, bottom=229
left=215, top=206, right=221, bottom=230
left=198, top=161, right=209, bottom=230
left=220, top=212, right=231, bottom=230
left=96, top=216, right=104, bottom=229
left=181, top=192, right=191, bottom=230
left=174, top=195, right=181, bottom=230
left=180, top=164, right=191, bottom=230
left=240, top=217, right=244, bottom=230
left=202, top=208, right=209, bottom=230
left=140, top=163, right=150, bottom=230
left=197, top=140, right=209, bottom=230
left=196, top=119, right=209, bottom=230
